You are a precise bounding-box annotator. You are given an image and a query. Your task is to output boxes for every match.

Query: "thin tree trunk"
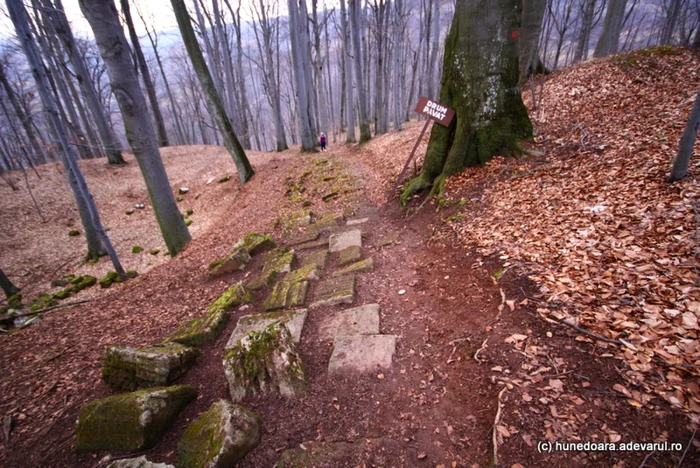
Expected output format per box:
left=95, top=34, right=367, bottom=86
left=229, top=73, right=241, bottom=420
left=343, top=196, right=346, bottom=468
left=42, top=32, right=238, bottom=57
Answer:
left=171, top=0, right=254, bottom=182
left=668, top=89, right=700, bottom=182
left=120, top=0, right=169, bottom=147
left=660, top=0, right=682, bottom=44
left=341, top=0, right=357, bottom=142
left=8, top=0, right=125, bottom=269
left=573, top=0, right=596, bottom=63
left=350, top=0, right=371, bottom=142
left=289, top=0, right=316, bottom=151
left=80, top=0, right=191, bottom=256
left=0, top=268, right=20, bottom=299
left=520, top=0, right=546, bottom=81
left=392, top=0, right=403, bottom=131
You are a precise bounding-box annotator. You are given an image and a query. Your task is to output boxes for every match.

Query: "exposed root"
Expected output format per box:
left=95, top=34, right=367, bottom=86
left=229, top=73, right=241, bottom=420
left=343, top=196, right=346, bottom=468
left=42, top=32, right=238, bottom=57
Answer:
left=492, top=386, right=508, bottom=466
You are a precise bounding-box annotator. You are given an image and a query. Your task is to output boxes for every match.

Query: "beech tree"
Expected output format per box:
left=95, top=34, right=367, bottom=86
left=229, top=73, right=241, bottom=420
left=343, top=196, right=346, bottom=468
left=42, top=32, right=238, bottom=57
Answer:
left=289, top=0, right=318, bottom=151
left=7, top=0, right=125, bottom=270
left=594, top=0, right=628, bottom=57
left=170, top=0, right=254, bottom=182
left=79, top=0, right=191, bottom=256
left=340, top=0, right=357, bottom=142
left=349, top=0, right=371, bottom=142
left=400, top=0, right=532, bottom=204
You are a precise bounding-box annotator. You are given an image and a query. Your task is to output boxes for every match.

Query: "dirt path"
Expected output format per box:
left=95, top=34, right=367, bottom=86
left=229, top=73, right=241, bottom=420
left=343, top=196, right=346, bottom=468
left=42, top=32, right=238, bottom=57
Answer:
left=1, top=131, right=698, bottom=467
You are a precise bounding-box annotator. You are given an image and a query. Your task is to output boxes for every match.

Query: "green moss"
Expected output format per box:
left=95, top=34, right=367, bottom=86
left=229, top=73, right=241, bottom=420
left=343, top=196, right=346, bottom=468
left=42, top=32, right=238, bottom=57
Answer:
left=53, top=290, right=71, bottom=300
left=126, top=270, right=138, bottom=278
left=166, top=309, right=229, bottom=347
left=7, top=293, right=22, bottom=310
left=69, top=276, right=84, bottom=285
left=178, top=403, right=226, bottom=468
left=492, top=267, right=509, bottom=281
left=208, top=282, right=253, bottom=314
left=132, top=246, right=144, bottom=254
left=235, top=233, right=276, bottom=256
left=150, top=249, right=160, bottom=255
left=185, top=209, right=193, bottom=216
left=68, top=229, right=80, bottom=237
left=218, top=175, right=231, bottom=183
left=185, top=219, right=193, bottom=226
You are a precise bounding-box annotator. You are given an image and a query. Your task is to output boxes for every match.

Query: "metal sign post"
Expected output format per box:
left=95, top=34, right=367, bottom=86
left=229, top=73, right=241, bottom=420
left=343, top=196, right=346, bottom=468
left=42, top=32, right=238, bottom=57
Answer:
left=389, top=96, right=456, bottom=203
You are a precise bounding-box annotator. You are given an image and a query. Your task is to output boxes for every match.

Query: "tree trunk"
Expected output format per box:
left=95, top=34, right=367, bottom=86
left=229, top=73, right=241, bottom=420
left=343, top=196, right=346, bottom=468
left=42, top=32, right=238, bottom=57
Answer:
left=573, top=0, right=597, bottom=63
left=289, top=0, right=317, bottom=151
left=341, top=0, right=357, bottom=142
left=224, top=0, right=253, bottom=150
left=171, top=0, right=254, bottom=182
left=594, top=0, right=627, bottom=58
left=120, top=0, right=169, bottom=147
left=519, top=0, right=546, bottom=82
left=0, top=268, right=19, bottom=300
left=660, top=0, right=682, bottom=45
left=350, top=0, right=371, bottom=142
left=400, top=0, right=532, bottom=204
left=8, top=0, right=127, bottom=270
left=392, top=0, right=403, bottom=131
left=668, top=89, right=700, bottom=182
left=80, top=0, right=191, bottom=256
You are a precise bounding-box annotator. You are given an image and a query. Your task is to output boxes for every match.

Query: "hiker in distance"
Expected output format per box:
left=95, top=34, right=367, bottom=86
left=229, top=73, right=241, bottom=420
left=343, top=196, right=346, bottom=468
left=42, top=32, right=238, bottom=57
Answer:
left=319, top=133, right=327, bottom=152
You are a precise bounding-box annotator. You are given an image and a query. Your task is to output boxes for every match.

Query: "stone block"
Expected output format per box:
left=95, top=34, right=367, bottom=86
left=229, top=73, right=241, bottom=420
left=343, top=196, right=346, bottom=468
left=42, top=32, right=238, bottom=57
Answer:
left=263, top=281, right=308, bottom=311
left=311, top=276, right=355, bottom=308
left=329, top=229, right=361, bottom=253
left=302, top=250, right=329, bottom=269
left=318, top=304, right=380, bottom=340
left=209, top=282, right=254, bottom=314
left=333, top=258, right=374, bottom=277
left=165, top=309, right=228, bottom=347
left=338, top=245, right=362, bottom=265
left=233, top=233, right=276, bottom=256
left=208, top=247, right=251, bottom=278
left=226, top=309, right=308, bottom=348
left=328, top=335, right=396, bottom=375
left=102, top=343, right=199, bottom=392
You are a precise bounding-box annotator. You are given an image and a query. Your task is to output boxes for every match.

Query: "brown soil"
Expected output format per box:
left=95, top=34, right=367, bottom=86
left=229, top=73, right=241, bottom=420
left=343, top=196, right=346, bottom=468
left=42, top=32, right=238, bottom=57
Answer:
left=2, top=54, right=699, bottom=467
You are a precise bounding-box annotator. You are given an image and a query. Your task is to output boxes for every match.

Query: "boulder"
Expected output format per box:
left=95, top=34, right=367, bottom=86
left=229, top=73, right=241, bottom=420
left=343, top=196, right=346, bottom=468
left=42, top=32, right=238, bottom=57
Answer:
left=102, top=343, right=199, bottom=392
left=223, top=322, right=307, bottom=402
left=107, top=456, right=174, bottom=468
left=76, top=385, right=197, bottom=452
left=208, top=247, right=251, bottom=279
left=234, top=233, right=276, bottom=256
left=226, top=310, right=308, bottom=347
left=178, top=400, right=261, bottom=468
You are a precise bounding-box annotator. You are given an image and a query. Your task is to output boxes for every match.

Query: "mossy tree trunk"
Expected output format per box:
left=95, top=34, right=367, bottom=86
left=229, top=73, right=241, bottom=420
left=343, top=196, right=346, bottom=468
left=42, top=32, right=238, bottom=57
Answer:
left=400, top=0, right=532, bottom=204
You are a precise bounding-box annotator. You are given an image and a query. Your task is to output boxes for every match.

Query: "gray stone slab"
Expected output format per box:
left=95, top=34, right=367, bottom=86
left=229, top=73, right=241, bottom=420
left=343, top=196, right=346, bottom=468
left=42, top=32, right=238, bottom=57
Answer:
left=333, top=258, right=374, bottom=277
left=346, top=217, right=369, bottom=226
left=329, top=229, right=362, bottom=253
left=338, top=245, right=362, bottom=265
left=311, top=276, right=355, bottom=308
left=287, top=231, right=319, bottom=246
left=328, top=335, right=396, bottom=375
left=263, top=281, right=308, bottom=311
left=302, top=250, right=329, bottom=269
left=226, top=309, right=308, bottom=348
left=318, top=304, right=380, bottom=340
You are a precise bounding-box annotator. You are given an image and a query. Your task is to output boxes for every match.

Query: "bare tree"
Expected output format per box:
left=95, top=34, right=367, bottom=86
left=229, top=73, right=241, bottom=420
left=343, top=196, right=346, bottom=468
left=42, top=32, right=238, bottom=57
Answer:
left=289, top=0, right=318, bottom=150
left=120, top=0, right=169, bottom=147
left=340, top=0, right=356, bottom=142
left=349, top=0, right=371, bottom=142
left=594, top=0, right=628, bottom=57
left=660, top=0, right=683, bottom=44
left=8, top=0, right=125, bottom=272
left=80, top=0, right=191, bottom=256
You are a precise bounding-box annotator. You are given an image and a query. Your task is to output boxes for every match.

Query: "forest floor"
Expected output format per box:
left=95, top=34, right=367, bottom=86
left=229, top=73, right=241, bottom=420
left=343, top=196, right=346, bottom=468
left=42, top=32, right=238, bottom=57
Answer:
left=1, top=47, right=700, bottom=467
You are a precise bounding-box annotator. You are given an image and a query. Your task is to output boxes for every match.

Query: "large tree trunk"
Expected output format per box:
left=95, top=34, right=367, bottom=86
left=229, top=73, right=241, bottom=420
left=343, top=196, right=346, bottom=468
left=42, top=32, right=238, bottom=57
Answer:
left=0, top=268, right=20, bottom=300
left=594, top=0, right=627, bottom=58
left=392, top=0, right=404, bottom=132
left=668, top=89, right=700, bottom=183
left=40, top=0, right=125, bottom=165
left=350, top=0, right=371, bottom=142
left=224, top=0, right=253, bottom=150
left=400, top=0, right=532, bottom=204
left=341, top=0, right=357, bottom=142
left=120, top=0, right=169, bottom=147
left=171, top=0, right=254, bottom=182
left=80, top=0, right=191, bottom=256
left=8, top=0, right=126, bottom=270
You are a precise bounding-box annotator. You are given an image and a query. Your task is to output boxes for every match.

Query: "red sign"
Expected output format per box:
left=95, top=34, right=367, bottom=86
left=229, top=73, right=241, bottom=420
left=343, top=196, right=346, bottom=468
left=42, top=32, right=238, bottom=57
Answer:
left=414, top=96, right=455, bottom=127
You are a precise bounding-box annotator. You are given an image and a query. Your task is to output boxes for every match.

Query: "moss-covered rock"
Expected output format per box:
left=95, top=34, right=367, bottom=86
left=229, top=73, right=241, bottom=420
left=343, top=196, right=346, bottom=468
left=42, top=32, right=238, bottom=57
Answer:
left=65, top=275, right=97, bottom=294
left=311, top=212, right=344, bottom=231
left=30, top=294, right=57, bottom=311
left=69, top=276, right=85, bottom=285
left=165, top=309, right=229, bottom=347
left=262, top=281, right=308, bottom=311
left=311, top=276, right=355, bottom=308
left=285, top=264, right=320, bottom=283
left=262, top=248, right=295, bottom=276
left=150, top=249, right=160, bottom=255
left=276, top=209, right=312, bottom=231
left=185, top=219, right=193, bottom=226
left=302, top=250, right=329, bottom=270
left=223, top=322, right=308, bottom=402
left=8, top=293, right=22, bottom=310
left=53, top=290, right=71, bottom=300
left=338, top=245, right=362, bottom=265
left=75, top=385, right=197, bottom=452
left=207, top=247, right=251, bottom=279
left=226, top=310, right=308, bottom=347
left=234, top=233, right=276, bottom=256
left=332, top=258, right=374, bottom=277
left=209, top=282, right=254, bottom=314
left=68, top=229, right=81, bottom=237
left=178, top=400, right=261, bottom=468
left=132, top=246, right=144, bottom=254
left=102, top=343, right=199, bottom=392
left=126, top=270, right=139, bottom=278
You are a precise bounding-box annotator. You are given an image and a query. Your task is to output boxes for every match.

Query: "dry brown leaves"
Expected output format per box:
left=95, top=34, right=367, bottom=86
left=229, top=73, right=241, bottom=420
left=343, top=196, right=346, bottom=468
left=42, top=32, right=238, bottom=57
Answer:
left=442, top=48, right=700, bottom=419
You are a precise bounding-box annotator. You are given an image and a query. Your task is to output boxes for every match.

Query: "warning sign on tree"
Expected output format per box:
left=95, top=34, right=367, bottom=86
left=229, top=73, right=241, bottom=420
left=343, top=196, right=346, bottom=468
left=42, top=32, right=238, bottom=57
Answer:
left=414, top=96, right=455, bottom=127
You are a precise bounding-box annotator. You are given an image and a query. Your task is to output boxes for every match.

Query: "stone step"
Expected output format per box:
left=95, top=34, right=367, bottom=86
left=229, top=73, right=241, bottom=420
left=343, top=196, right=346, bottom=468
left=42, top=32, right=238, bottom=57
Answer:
left=329, top=229, right=362, bottom=253
left=263, top=281, right=309, bottom=311
left=318, top=304, right=379, bottom=340
left=346, top=217, right=369, bottom=226
left=311, top=275, right=355, bottom=308
left=333, top=258, right=373, bottom=277
left=328, top=334, right=396, bottom=375
left=226, top=309, right=308, bottom=348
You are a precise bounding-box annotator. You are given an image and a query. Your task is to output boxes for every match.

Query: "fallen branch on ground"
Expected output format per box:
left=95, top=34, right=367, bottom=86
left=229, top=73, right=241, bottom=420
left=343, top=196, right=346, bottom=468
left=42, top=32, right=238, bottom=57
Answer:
left=492, top=386, right=508, bottom=467
left=11, top=299, right=89, bottom=318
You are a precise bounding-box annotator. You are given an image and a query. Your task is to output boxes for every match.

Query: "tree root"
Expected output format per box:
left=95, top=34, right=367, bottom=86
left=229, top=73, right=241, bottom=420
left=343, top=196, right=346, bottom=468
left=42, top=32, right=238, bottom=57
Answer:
left=399, top=173, right=432, bottom=206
